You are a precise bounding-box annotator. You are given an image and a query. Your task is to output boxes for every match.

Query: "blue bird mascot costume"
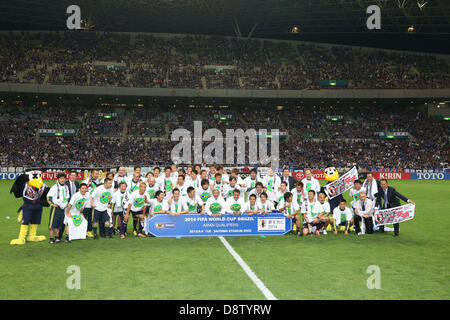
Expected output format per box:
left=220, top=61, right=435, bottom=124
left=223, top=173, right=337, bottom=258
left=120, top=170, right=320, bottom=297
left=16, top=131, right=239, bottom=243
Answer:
left=10, top=170, right=50, bottom=245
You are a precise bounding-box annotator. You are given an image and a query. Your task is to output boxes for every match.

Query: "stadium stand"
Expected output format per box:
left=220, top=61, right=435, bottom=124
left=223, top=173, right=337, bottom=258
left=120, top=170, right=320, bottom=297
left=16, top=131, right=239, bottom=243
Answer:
left=1, top=31, right=449, bottom=90
left=0, top=102, right=447, bottom=169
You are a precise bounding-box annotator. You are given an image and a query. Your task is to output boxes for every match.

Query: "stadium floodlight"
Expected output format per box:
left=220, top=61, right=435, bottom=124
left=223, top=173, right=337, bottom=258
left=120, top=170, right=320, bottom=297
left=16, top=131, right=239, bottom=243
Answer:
left=417, top=1, right=427, bottom=10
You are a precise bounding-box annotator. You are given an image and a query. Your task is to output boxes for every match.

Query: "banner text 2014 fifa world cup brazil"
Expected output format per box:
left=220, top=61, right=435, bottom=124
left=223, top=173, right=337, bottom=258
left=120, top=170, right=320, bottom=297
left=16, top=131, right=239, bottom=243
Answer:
left=146, top=213, right=292, bottom=237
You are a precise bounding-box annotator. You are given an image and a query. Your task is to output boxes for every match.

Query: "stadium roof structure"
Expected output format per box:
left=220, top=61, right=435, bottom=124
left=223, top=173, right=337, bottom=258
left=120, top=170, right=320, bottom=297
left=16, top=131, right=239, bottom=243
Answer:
left=1, top=0, right=449, bottom=35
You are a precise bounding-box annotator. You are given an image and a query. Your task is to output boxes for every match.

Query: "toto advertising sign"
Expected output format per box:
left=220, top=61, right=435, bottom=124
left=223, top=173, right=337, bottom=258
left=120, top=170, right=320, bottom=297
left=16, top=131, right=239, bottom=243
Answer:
left=410, top=172, right=450, bottom=180
left=0, top=173, right=21, bottom=180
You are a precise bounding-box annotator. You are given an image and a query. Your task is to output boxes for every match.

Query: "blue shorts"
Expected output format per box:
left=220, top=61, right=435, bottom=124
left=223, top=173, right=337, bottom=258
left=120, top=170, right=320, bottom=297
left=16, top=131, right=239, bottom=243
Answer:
left=21, top=202, right=43, bottom=225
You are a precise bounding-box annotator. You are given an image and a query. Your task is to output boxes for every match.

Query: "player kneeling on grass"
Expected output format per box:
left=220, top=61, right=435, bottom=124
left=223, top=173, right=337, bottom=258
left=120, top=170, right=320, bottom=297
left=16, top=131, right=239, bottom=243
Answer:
left=64, top=183, right=89, bottom=243
left=244, top=194, right=262, bottom=216
left=205, top=189, right=227, bottom=217
left=258, top=192, right=275, bottom=215
left=332, top=199, right=353, bottom=236
left=144, top=190, right=170, bottom=237
left=225, top=189, right=246, bottom=216
left=90, top=178, right=114, bottom=239
left=124, top=182, right=151, bottom=239
left=47, top=173, right=70, bottom=244
left=185, top=186, right=204, bottom=214
left=278, top=192, right=301, bottom=236
left=301, top=190, right=326, bottom=236
left=168, top=188, right=189, bottom=216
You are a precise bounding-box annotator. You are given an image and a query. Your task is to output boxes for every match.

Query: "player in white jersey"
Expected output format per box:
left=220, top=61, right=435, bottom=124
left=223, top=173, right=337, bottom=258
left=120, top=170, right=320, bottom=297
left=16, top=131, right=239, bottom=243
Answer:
left=223, top=177, right=245, bottom=200
left=349, top=179, right=366, bottom=209
left=216, top=165, right=229, bottom=184
left=243, top=168, right=260, bottom=191
left=258, top=192, right=275, bottom=215
left=185, top=166, right=193, bottom=186
left=184, top=187, right=204, bottom=214
left=196, top=179, right=212, bottom=205
left=113, top=166, right=128, bottom=186
left=262, top=168, right=281, bottom=202
left=225, top=189, right=246, bottom=216
left=301, top=190, right=326, bottom=236
left=290, top=181, right=306, bottom=209
left=168, top=188, right=189, bottom=216
left=301, top=169, right=321, bottom=198
left=248, top=182, right=265, bottom=201
left=278, top=192, right=301, bottom=236
left=64, top=183, right=89, bottom=243
left=332, top=199, right=353, bottom=235
left=207, top=164, right=217, bottom=182
left=316, top=192, right=331, bottom=234
left=111, top=181, right=127, bottom=235
left=205, top=189, right=227, bottom=217
left=170, top=164, right=179, bottom=180
left=124, top=182, right=151, bottom=238
left=187, top=169, right=199, bottom=189
left=133, top=165, right=145, bottom=181
left=153, top=167, right=161, bottom=181
left=244, top=194, right=262, bottom=215
left=101, top=172, right=117, bottom=234
left=81, top=168, right=101, bottom=238
left=147, top=190, right=169, bottom=216
left=124, top=171, right=142, bottom=235
left=210, top=173, right=225, bottom=197
left=126, top=172, right=143, bottom=196
left=90, top=178, right=114, bottom=239
left=47, top=173, right=70, bottom=244
left=145, top=176, right=160, bottom=201
left=101, top=172, right=118, bottom=190
left=230, top=168, right=245, bottom=188
left=157, top=166, right=176, bottom=200
left=275, top=181, right=288, bottom=208
left=174, top=174, right=189, bottom=198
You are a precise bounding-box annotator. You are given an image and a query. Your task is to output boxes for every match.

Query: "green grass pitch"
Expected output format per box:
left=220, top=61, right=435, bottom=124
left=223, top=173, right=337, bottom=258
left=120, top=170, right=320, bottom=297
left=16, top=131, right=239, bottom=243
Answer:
left=0, top=180, right=449, bottom=300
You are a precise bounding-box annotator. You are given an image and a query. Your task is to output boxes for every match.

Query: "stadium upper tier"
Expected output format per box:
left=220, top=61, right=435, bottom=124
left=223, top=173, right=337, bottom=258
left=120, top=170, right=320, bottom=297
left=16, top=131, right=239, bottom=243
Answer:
left=1, top=31, right=449, bottom=90
left=0, top=103, right=447, bottom=169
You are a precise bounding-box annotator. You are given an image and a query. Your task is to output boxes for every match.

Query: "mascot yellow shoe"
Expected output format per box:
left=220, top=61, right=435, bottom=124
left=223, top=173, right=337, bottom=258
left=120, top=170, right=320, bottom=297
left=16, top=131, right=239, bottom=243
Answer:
left=10, top=224, right=28, bottom=245
left=27, top=224, right=46, bottom=242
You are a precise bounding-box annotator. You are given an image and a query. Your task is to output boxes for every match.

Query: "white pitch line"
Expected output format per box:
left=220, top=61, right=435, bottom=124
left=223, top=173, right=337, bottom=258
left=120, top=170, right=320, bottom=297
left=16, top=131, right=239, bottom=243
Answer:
left=218, top=236, right=277, bottom=300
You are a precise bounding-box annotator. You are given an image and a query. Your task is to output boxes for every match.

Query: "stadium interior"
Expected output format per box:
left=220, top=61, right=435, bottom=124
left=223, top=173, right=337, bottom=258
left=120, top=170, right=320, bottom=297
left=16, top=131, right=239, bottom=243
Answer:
left=1, top=0, right=449, bottom=302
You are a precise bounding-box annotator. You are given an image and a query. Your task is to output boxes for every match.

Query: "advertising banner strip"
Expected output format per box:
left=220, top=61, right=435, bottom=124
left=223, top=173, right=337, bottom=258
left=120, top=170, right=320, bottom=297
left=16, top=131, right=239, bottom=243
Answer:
left=146, top=213, right=292, bottom=238
left=410, top=172, right=450, bottom=180
left=373, top=204, right=415, bottom=227
left=324, top=166, right=358, bottom=200
left=42, top=171, right=85, bottom=180
left=373, top=172, right=411, bottom=180
left=0, top=173, right=21, bottom=180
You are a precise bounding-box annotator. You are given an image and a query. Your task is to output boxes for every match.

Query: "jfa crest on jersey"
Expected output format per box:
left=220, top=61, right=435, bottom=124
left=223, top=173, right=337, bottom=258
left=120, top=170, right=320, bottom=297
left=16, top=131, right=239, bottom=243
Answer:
left=23, top=184, right=45, bottom=201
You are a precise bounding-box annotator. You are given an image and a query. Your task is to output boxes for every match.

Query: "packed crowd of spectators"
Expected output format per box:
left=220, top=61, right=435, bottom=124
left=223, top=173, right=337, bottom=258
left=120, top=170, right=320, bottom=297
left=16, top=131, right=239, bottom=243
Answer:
left=1, top=31, right=449, bottom=90
left=0, top=103, right=447, bottom=169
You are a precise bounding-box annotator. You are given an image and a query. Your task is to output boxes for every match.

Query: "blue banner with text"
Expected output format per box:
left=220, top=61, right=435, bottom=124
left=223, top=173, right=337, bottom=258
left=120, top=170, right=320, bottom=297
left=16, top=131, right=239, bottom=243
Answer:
left=146, top=213, right=292, bottom=237
left=410, top=172, right=450, bottom=180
